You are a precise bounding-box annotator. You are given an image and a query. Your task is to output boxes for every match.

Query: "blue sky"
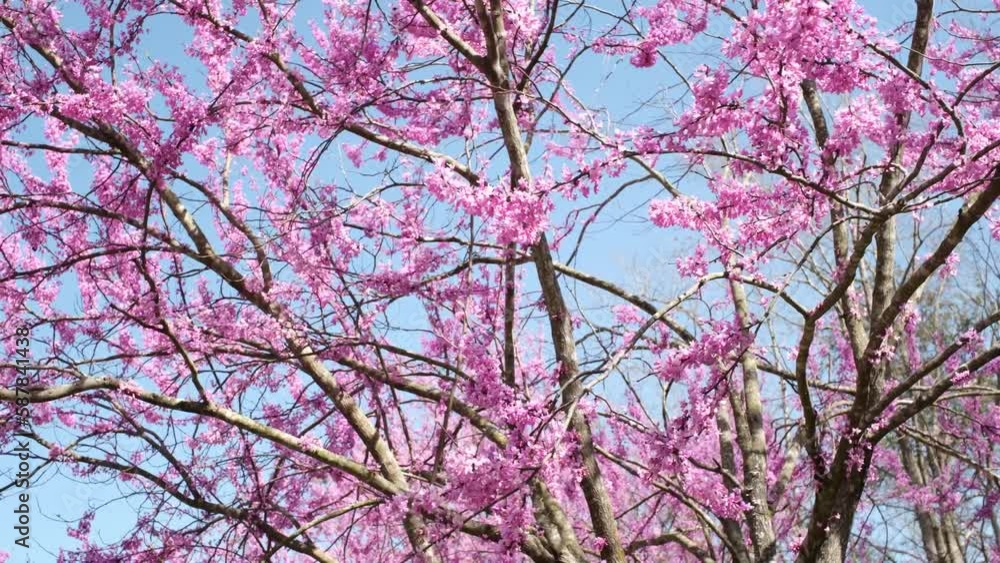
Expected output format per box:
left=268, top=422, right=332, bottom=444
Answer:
left=0, top=0, right=972, bottom=559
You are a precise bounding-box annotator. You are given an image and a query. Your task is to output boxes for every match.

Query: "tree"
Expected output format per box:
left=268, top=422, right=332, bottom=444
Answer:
left=1, top=0, right=998, bottom=561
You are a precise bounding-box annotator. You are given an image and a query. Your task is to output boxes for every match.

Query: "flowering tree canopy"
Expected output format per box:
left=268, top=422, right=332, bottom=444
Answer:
left=1, top=0, right=999, bottom=561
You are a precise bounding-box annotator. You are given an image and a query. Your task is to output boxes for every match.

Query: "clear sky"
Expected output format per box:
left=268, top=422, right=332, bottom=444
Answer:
left=0, top=1, right=935, bottom=560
